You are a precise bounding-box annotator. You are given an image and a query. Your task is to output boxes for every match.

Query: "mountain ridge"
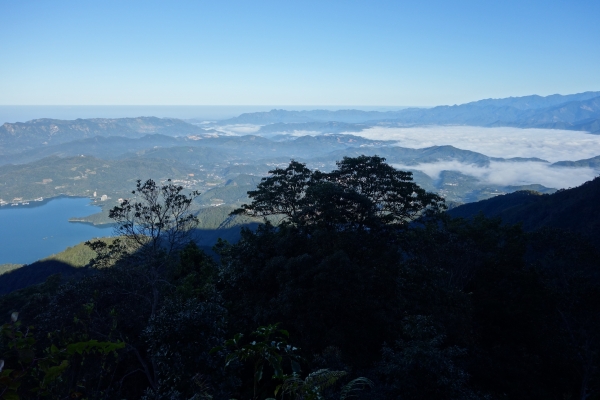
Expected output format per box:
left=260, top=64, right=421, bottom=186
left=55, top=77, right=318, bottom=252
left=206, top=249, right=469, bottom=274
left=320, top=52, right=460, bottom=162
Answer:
left=448, top=176, right=600, bottom=247
left=220, top=92, right=600, bottom=133
left=0, top=116, right=212, bottom=155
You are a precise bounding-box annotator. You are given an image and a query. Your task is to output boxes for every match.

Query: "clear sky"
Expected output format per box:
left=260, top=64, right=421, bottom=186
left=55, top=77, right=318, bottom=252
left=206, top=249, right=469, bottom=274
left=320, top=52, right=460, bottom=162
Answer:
left=1, top=0, right=599, bottom=106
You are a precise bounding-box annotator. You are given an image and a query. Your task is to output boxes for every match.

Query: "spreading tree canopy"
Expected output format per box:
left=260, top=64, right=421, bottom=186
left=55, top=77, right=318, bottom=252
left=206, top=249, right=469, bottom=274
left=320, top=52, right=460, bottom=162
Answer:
left=232, top=155, right=445, bottom=230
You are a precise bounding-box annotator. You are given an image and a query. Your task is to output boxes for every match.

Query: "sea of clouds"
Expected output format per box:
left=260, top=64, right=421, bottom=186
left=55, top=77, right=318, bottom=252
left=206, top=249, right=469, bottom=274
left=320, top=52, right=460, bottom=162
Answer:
left=217, top=124, right=600, bottom=189
left=214, top=124, right=262, bottom=135
left=215, top=124, right=320, bottom=138
left=357, top=126, right=600, bottom=162
left=356, top=126, right=600, bottom=189
left=392, top=161, right=596, bottom=189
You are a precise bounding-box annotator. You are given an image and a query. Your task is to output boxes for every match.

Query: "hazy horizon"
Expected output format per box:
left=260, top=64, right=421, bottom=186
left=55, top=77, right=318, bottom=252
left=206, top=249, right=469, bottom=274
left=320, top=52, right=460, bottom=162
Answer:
left=0, top=105, right=419, bottom=125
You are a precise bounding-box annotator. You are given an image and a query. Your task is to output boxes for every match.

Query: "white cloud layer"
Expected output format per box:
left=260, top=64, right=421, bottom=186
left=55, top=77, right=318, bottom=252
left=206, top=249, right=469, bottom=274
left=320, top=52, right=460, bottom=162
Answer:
left=216, top=125, right=323, bottom=138
left=356, top=126, right=600, bottom=162
left=393, top=161, right=597, bottom=189
left=224, top=124, right=600, bottom=189
left=215, top=124, right=262, bottom=135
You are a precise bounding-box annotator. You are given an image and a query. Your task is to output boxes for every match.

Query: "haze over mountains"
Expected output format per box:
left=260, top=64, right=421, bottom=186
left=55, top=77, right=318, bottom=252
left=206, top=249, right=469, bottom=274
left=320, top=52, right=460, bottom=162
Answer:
left=221, top=91, right=600, bottom=132
left=1, top=91, right=600, bottom=226
left=2, top=91, right=600, bottom=154
left=0, top=117, right=211, bottom=154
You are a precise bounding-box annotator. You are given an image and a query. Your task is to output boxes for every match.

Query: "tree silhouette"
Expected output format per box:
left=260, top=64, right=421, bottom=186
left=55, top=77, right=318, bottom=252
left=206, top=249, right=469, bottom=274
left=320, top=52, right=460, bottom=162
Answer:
left=86, top=178, right=200, bottom=267
left=233, top=156, right=445, bottom=230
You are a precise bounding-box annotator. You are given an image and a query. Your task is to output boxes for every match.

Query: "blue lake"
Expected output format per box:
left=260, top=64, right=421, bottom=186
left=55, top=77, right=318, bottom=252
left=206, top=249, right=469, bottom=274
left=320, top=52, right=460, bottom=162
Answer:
left=0, top=197, right=113, bottom=265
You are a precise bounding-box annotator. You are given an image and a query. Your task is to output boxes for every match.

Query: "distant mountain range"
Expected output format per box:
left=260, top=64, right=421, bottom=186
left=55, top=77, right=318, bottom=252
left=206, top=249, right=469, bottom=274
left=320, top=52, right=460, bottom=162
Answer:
left=8, top=131, right=594, bottom=207
left=1, top=91, right=599, bottom=216
left=552, top=155, right=600, bottom=168
left=0, top=117, right=214, bottom=155
left=2, top=91, right=600, bottom=157
left=221, top=91, right=600, bottom=133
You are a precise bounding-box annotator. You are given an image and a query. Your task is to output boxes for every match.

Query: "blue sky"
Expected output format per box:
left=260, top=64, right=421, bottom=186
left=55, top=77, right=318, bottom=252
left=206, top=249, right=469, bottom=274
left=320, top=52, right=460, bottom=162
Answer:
left=1, top=0, right=599, bottom=106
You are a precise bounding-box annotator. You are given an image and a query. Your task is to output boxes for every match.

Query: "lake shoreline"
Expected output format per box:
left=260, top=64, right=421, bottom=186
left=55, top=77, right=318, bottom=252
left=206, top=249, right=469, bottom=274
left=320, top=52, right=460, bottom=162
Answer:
left=0, top=197, right=114, bottom=264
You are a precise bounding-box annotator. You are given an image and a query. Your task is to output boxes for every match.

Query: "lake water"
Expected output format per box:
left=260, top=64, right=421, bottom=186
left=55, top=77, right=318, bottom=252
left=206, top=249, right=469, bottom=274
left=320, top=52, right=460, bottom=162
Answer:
left=0, top=197, right=113, bottom=265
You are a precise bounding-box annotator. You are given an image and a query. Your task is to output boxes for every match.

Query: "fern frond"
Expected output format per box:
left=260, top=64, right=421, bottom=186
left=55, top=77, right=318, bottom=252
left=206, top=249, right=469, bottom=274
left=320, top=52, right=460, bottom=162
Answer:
left=305, top=369, right=347, bottom=391
left=340, top=377, right=373, bottom=400
left=281, top=369, right=348, bottom=400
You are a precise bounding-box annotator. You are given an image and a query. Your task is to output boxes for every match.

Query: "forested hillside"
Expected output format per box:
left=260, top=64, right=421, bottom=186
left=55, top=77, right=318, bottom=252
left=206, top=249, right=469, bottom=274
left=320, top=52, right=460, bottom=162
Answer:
left=1, top=156, right=598, bottom=400
left=449, top=176, right=600, bottom=247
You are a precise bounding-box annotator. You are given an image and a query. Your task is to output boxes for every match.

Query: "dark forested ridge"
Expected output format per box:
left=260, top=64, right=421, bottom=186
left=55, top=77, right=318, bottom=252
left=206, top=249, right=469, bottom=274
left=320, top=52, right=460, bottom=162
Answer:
left=1, top=157, right=599, bottom=400
left=449, top=176, right=600, bottom=247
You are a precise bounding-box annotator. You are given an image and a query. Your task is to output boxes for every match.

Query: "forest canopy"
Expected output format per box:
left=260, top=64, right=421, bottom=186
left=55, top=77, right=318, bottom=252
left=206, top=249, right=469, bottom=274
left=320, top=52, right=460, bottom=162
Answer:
left=0, top=156, right=599, bottom=400
left=233, top=155, right=445, bottom=230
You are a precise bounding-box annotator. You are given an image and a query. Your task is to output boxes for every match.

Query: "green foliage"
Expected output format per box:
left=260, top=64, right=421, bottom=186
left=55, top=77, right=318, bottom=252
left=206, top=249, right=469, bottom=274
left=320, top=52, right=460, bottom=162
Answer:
left=141, top=297, right=228, bottom=400
left=279, top=369, right=373, bottom=400
left=376, top=316, right=478, bottom=400
left=214, top=324, right=301, bottom=400
left=170, top=241, right=218, bottom=300
left=0, top=313, right=124, bottom=399
left=45, top=238, right=114, bottom=267
left=326, top=155, right=446, bottom=224
left=0, top=266, right=22, bottom=277
left=2, top=173, right=600, bottom=399
left=84, top=237, right=127, bottom=269
left=32, top=240, right=228, bottom=398
left=338, top=378, right=373, bottom=400
left=217, top=222, right=399, bottom=366
left=279, top=369, right=349, bottom=400
left=0, top=274, right=63, bottom=325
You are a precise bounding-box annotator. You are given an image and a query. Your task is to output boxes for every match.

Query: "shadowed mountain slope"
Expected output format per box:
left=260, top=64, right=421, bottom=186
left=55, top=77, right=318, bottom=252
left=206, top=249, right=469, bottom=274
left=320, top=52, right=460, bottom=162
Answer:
left=0, top=260, right=89, bottom=296
left=448, top=177, right=600, bottom=246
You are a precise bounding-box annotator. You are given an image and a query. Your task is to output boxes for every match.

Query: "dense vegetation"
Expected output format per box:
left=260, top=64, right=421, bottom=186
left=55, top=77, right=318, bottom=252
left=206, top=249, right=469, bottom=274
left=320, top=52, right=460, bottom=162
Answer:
left=449, top=177, right=600, bottom=247
left=1, top=156, right=599, bottom=399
